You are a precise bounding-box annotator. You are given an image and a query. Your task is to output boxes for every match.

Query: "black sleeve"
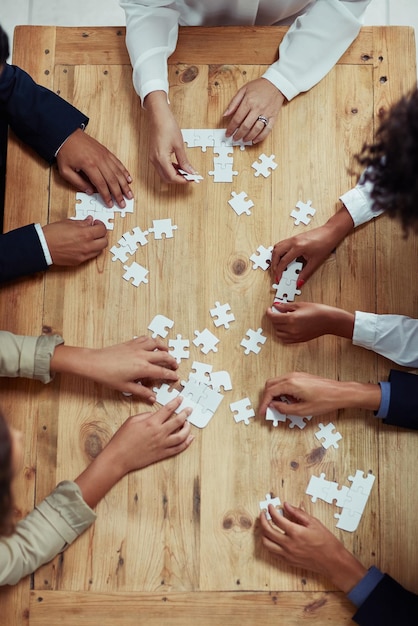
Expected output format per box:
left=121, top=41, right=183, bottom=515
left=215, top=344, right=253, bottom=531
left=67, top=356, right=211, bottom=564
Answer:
left=353, top=574, right=418, bottom=625
left=0, top=224, right=48, bottom=282
left=0, top=63, right=88, bottom=163
left=382, top=370, right=418, bottom=430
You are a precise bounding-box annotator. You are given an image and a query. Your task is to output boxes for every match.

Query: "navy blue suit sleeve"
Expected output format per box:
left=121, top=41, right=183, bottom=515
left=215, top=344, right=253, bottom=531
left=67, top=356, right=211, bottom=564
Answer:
left=0, top=224, right=48, bottom=283
left=382, top=370, right=418, bottom=430
left=353, top=574, right=418, bottom=625
left=0, top=63, right=88, bottom=163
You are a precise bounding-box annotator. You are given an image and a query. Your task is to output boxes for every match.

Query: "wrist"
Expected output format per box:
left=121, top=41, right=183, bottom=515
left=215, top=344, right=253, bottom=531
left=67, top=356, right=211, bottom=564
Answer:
left=324, top=307, right=355, bottom=339
left=144, top=90, right=170, bottom=114
left=50, top=345, right=96, bottom=378
left=327, top=544, right=367, bottom=594
left=323, top=206, right=355, bottom=243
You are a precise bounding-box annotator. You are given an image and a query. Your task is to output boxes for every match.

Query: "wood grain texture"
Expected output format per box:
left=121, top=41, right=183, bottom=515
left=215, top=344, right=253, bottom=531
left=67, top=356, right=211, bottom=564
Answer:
left=1, top=25, right=416, bottom=625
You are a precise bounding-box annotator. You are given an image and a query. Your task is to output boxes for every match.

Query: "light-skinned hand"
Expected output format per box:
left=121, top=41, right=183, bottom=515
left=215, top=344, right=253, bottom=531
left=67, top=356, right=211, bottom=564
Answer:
left=224, top=78, right=284, bottom=143
left=51, top=336, right=179, bottom=402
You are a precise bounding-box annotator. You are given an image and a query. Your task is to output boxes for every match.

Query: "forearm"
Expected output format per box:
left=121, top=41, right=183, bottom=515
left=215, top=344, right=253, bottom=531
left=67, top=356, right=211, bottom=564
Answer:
left=50, top=344, right=96, bottom=378
left=327, top=545, right=368, bottom=595
left=74, top=445, right=125, bottom=509
left=327, top=381, right=382, bottom=412
left=324, top=307, right=355, bottom=339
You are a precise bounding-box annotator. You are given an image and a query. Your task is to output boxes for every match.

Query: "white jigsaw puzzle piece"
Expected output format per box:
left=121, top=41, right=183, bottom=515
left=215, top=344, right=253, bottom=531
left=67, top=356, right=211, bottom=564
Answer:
left=178, top=169, right=204, bottom=183
left=209, top=302, right=235, bottom=329
left=208, top=162, right=238, bottom=183
left=148, top=314, right=174, bottom=339
left=228, top=191, right=254, bottom=216
left=121, top=226, right=149, bottom=252
left=122, top=261, right=149, bottom=287
left=230, top=398, right=255, bottom=425
left=148, top=218, right=178, bottom=239
left=193, top=328, right=219, bottom=354
left=290, top=200, right=316, bottom=226
left=314, top=422, right=342, bottom=449
left=168, top=334, right=190, bottom=362
left=250, top=245, right=273, bottom=270
left=240, top=328, right=267, bottom=355
left=251, top=153, right=278, bottom=178
left=189, top=361, right=213, bottom=384
left=259, top=493, right=282, bottom=520
left=209, top=370, right=232, bottom=392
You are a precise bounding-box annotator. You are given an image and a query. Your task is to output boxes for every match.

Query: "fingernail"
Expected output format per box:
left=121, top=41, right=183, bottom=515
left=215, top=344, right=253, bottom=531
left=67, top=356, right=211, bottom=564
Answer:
left=149, top=395, right=156, bottom=403
left=85, top=188, right=93, bottom=195
left=120, top=199, right=126, bottom=208
left=127, top=190, right=133, bottom=199
left=127, top=175, right=133, bottom=183
left=297, top=279, right=305, bottom=288
left=275, top=275, right=279, bottom=283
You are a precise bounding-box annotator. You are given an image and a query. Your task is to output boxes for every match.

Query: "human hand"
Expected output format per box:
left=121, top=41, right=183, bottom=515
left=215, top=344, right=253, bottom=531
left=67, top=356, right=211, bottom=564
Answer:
left=266, top=302, right=355, bottom=343
left=51, top=336, right=179, bottom=402
left=145, top=91, right=196, bottom=183
left=42, top=216, right=107, bottom=266
left=260, top=502, right=367, bottom=593
left=224, top=78, right=284, bottom=143
left=258, top=372, right=381, bottom=417
left=271, top=207, right=356, bottom=284
left=75, top=397, right=194, bottom=508
left=56, top=128, right=133, bottom=208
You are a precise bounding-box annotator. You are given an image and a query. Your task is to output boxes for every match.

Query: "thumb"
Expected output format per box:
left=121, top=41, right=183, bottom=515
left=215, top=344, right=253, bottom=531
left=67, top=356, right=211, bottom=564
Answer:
left=174, top=145, right=196, bottom=175
left=272, top=302, right=296, bottom=314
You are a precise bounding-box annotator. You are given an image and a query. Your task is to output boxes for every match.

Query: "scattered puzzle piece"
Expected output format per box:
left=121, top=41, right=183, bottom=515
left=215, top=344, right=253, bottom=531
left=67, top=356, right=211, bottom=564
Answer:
left=265, top=406, right=287, bottom=427
left=251, top=153, right=277, bottom=178
left=228, top=191, right=254, bottom=216
left=240, top=328, right=267, bottom=355
left=209, top=370, right=232, bottom=392
left=286, top=414, right=313, bottom=429
left=148, top=218, right=178, bottom=239
left=209, top=302, right=235, bottom=329
left=230, top=398, right=255, bottom=425
left=122, top=261, right=149, bottom=287
left=290, top=200, right=316, bottom=226
left=148, top=314, right=174, bottom=339
left=314, top=422, right=342, bottom=449
left=168, top=334, right=190, bottom=362
left=193, top=328, right=219, bottom=354
left=109, top=238, right=133, bottom=263
left=259, top=493, right=282, bottom=520
left=250, top=245, right=273, bottom=270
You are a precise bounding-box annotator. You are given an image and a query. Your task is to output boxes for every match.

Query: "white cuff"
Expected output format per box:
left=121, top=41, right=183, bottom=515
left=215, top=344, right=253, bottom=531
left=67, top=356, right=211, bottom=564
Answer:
left=34, top=223, right=53, bottom=266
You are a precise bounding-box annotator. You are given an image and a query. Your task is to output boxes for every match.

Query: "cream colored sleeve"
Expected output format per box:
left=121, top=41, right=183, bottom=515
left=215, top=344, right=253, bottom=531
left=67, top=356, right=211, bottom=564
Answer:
left=0, top=332, right=64, bottom=383
left=0, top=481, right=96, bottom=586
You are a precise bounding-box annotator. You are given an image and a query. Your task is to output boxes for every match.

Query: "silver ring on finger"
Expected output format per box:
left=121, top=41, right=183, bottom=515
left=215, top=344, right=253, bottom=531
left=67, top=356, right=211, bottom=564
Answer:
left=257, top=115, right=269, bottom=128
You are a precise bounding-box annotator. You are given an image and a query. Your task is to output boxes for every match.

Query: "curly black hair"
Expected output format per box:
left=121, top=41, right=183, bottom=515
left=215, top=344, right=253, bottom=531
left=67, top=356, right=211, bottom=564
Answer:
left=0, top=411, right=15, bottom=537
left=357, top=89, right=418, bottom=234
left=0, top=25, right=10, bottom=65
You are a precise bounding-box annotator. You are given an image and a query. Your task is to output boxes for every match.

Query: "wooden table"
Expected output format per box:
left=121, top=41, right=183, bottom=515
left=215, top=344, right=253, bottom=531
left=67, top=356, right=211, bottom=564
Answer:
left=0, top=25, right=417, bottom=625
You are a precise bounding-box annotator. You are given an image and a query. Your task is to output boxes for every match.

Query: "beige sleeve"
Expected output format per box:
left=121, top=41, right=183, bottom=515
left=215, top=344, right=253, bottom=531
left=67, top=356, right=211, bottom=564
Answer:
left=0, top=332, right=64, bottom=383
left=0, top=481, right=96, bottom=586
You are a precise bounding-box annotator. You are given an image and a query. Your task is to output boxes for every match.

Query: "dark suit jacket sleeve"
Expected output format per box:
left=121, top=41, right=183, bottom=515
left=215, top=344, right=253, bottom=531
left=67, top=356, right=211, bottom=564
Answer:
left=382, top=370, right=418, bottom=430
left=353, top=573, right=418, bottom=625
left=0, top=63, right=88, bottom=163
left=0, top=224, right=48, bottom=283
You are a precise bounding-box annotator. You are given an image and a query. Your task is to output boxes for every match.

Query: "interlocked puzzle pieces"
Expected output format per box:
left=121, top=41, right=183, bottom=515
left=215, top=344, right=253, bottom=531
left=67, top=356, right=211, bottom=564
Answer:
left=314, top=422, right=342, bottom=449
left=209, top=163, right=238, bottom=183
left=228, top=191, right=254, bottom=216
left=240, top=328, right=267, bottom=355
left=250, top=245, right=273, bottom=270
left=230, top=398, right=255, bottom=425
left=251, top=153, right=278, bottom=178
left=290, top=200, right=316, bottom=226
left=259, top=493, right=282, bottom=520
left=265, top=406, right=313, bottom=430
left=176, top=377, right=224, bottom=428
left=306, top=470, right=375, bottom=532
left=181, top=129, right=251, bottom=151
left=210, top=302, right=235, bottom=329
left=178, top=168, right=204, bottom=183
left=73, top=192, right=135, bottom=230
left=272, top=259, right=303, bottom=303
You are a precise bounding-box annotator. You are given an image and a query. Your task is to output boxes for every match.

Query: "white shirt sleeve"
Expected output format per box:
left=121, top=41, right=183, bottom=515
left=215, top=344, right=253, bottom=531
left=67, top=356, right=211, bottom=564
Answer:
left=34, top=223, right=53, bottom=266
left=121, top=0, right=371, bottom=104
left=353, top=311, right=418, bottom=368
left=262, top=1, right=371, bottom=100
left=339, top=175, right=385, bottom=227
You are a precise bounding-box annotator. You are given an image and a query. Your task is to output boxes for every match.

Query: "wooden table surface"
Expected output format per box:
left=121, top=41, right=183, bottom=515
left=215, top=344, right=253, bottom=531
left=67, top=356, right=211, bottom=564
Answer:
left=0, top=25, right=417, bottom=625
